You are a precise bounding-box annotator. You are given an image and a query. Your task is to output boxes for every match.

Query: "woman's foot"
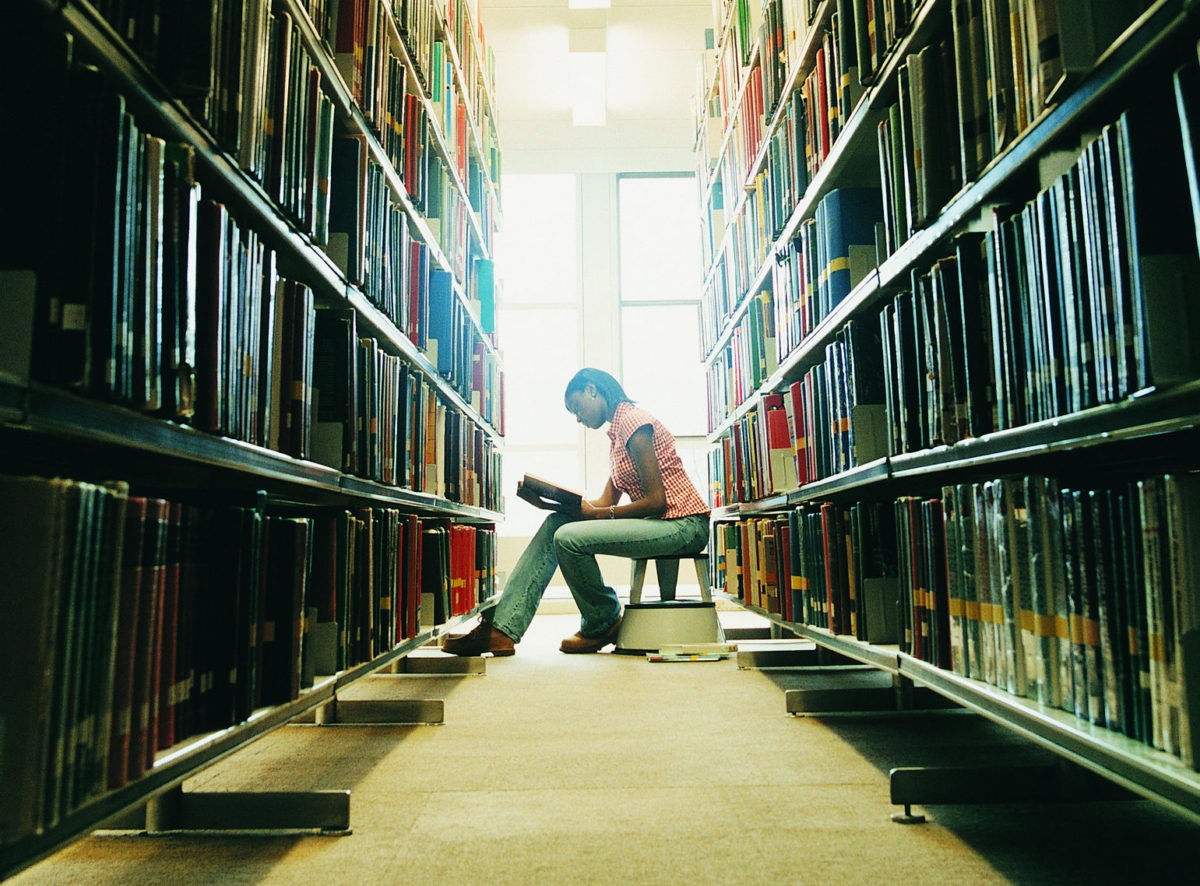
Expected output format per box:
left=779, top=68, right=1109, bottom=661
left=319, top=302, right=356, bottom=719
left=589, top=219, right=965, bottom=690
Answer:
left=442, top=620, right=516, bottom=657
left=559, top=617, right=622, bottom=654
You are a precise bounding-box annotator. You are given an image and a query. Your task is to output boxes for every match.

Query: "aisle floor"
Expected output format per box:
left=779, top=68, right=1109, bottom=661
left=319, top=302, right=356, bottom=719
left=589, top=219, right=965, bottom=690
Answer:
left=12, top=608, right=1200, bottom=885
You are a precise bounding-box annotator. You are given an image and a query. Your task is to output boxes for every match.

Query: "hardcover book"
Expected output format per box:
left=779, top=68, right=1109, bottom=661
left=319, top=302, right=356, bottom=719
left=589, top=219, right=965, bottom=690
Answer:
left=515, top=473, right=583, bottom=516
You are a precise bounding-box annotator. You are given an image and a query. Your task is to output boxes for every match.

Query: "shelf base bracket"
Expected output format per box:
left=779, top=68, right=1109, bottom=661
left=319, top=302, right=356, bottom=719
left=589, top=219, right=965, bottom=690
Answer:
left=322, top=697, right=445, bottom=725
left=786, top=684, right=901, bottom=714
left=785, top=674, right=959, bottom=716
left=138, top=786, right=351, bottom=834
left=888, top=761, right=1137, bottom=823
left=735, top=641, right=822, bottom=669
left=385, top=653, right=486, bottom=675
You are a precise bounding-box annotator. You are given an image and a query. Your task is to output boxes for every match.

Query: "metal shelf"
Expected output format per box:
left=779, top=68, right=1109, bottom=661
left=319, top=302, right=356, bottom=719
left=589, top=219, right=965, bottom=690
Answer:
left=899, top=654, right=1200, bottom=824
left=713, top=383, right=1200, bottom=517
left=733, top=600, right=1200, bottom=824
left=0, top=617, right=475, bottom=880
left=3, top=375, right=502, bottom=523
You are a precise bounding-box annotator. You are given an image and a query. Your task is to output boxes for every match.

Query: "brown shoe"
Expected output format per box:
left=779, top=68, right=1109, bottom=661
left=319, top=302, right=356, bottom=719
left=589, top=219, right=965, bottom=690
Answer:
left=442, top=620, right=515, bottom=657
left=560, top=616, right=622, bottom=654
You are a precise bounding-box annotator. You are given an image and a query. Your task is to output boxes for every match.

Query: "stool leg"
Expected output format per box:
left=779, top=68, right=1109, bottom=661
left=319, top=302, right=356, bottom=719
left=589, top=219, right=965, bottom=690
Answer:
left=629, top=559, right=648, bottom=605
left=655, top=558, right=679, bottom=602
left=695, top=558, right=711, bottom=603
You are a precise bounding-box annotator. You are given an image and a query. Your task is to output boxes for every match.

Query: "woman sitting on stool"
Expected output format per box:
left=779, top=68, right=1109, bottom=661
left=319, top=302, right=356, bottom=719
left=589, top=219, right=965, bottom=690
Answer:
left=443, top=368, right=710, bottom=656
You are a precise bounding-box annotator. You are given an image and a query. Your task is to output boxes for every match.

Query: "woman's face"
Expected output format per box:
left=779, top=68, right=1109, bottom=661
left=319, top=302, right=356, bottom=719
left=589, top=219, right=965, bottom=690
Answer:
left=565, top=385, right=609, bottom=429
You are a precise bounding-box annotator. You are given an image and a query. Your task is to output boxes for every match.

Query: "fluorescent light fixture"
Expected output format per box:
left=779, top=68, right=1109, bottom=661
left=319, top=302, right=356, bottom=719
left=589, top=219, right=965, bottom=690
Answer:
left=569, top=51, right=606, bottom=126
left=568, top=0, right=610, bottom=8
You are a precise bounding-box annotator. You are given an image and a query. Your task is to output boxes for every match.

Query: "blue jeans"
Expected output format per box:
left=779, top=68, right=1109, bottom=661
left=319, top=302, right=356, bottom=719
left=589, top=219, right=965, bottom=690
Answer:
left=487, top=512, right=709, bottom=641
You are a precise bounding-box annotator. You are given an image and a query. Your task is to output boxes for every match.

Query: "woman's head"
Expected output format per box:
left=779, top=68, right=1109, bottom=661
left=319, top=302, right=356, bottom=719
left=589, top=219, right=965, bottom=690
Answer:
left=563, top=368, right=629, bottom=429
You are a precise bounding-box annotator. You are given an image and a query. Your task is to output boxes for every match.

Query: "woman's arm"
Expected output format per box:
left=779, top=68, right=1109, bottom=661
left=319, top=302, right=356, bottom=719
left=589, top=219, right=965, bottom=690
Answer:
left=581, top=478, right=620, bottom=518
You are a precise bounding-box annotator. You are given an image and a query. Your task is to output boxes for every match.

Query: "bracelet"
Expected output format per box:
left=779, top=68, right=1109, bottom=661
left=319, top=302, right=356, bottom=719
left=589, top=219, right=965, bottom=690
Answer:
left=609, top=505, right=616, bottom=520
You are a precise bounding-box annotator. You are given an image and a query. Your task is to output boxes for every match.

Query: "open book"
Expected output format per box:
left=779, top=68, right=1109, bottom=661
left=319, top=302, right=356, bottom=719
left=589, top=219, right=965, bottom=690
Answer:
left=515, top=473, right=583, bottom=515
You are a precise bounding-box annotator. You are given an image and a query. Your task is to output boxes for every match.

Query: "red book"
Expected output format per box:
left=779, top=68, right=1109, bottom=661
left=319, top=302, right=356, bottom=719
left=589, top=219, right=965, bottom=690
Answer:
left=787, top=379, right=810, bottom=486
left=334, top=0, right=365, bottom=103
left=775, top=517, right=793, bottom=623
left=763, top=392, right=797, bottom=493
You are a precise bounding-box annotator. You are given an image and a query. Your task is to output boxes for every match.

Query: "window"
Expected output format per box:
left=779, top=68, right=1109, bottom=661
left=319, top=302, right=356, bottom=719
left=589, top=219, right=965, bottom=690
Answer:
left=494, top=173, right=581, bottom=536
left=617, top=174, right=706, bottom=437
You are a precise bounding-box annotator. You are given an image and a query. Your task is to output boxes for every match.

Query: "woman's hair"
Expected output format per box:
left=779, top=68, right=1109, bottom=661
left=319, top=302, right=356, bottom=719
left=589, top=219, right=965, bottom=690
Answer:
left=564, top=368, right=630, bottom=407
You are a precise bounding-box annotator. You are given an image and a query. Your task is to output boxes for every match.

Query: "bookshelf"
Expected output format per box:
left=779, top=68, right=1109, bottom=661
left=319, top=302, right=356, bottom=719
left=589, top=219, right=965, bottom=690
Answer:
left=699, top=0, right=1200, bottom=822
left=0, top=0, right=504, bottom=876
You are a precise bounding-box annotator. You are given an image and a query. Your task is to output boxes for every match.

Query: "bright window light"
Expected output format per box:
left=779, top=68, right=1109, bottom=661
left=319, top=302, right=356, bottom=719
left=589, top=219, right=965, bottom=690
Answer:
left=569, top=51, right=606, bottom=126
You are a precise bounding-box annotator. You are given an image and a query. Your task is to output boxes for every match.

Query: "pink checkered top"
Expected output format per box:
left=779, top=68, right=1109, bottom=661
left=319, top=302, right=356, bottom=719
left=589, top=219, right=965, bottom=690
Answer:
left=607, top=402, right=709, bottom=519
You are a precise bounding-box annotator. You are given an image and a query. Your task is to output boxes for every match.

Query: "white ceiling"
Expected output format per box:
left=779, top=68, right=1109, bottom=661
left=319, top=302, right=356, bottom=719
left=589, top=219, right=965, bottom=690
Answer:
left=476, top=0, right=715, bottom=172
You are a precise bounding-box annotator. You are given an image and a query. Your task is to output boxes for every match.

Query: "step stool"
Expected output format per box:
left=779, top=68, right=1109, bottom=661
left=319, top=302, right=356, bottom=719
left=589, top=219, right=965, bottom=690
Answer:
left=614, top=553, right=725, bottom=655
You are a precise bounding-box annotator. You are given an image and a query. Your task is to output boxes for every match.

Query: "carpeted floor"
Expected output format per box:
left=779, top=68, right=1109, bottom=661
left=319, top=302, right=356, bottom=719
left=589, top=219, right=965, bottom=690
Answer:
left=10, top=608, right=1200, bottom=885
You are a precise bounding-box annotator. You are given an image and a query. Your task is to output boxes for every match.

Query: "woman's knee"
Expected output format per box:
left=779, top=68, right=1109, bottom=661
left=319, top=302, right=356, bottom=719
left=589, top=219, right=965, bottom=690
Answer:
left=552, top=521, right=593, bottom=555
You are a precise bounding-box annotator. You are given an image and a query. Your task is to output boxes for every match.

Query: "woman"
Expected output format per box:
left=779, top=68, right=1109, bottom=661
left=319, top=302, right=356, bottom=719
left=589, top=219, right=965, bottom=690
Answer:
left=444, top=368, right=710, bottom=656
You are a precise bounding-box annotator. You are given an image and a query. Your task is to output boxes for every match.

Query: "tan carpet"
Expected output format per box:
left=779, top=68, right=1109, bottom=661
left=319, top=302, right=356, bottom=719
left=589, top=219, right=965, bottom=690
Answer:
left=10, top=610, right=1199, bottom=885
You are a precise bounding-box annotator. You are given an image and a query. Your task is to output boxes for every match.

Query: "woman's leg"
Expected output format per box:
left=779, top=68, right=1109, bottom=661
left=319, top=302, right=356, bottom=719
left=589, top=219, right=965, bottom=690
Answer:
left=553, top=514, right=709, bottom=637
left=487, top=510, right=576, bottom=641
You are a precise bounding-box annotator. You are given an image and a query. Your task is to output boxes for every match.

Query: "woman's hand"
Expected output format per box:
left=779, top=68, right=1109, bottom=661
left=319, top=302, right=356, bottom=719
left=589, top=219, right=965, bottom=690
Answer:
left=579, top=499, right=600, bottom=519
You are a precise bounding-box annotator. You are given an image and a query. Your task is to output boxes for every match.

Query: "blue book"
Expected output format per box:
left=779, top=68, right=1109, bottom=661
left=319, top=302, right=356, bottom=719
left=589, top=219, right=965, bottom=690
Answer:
left=427, top=268, right=455, bottom=378
left=474, top=257, right=495, bottom=335
left=818, top=187, right=883, bottom=320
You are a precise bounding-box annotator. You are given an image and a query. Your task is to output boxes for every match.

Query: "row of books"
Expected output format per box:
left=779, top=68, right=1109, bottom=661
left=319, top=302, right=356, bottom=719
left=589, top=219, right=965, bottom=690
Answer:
left=337, top=0, right=419, bottom=190
left=89, top=0, right=496, bottom=302
left=705, top=289, right=778, bottom=431
left=711, top=314, right=886, bottom=504
left=952, top=0, right=1150, bottom=188
left=442, top=0, right=499, bottom=130
left=712, top=81, right=1200, bottom=475
left=843, top=0, right=923, bottom=88
left=714, top=497, right=904, bottom=643
left=429, top=39, right=471, bottom=188
left=700, top=1, right=1154, bottom=411
left=797, top=8, right=866, bottom=183
left=699, top=0, right=902, bottom=297
left=782, top=188, right=882, bottom=353
left=4, top=49, right=501, bottom=474
left=428, top=269, right=503, bottom=431
left=87, top=0, right=488, bottom=216
left=877, top=1, right=1150, bottom=259
left=0, top=472, right=496, bottom=844
left=714, top=466, right=1200, bottom=771
left=334, top=0, right=496, bottom=266
left=703, top=186, right=882, bottom=424
left=329, top=145, right=502, bottom=432
left=329, top=133, right=500, bottom=402
left=16, top=57, right=322, bottom=454
left=264, top=8, right=338, bottom=241
left=876, top=38, right=961, bottom=256
left=311, top=309, right=503, bottom=508
left=942, top=472, right=1200, bottom=768
left=90, top=1, right=335, bottom=234
left=699, top=192, right=769, bottom=357
left=881, top=95, right=1200, bottom=455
